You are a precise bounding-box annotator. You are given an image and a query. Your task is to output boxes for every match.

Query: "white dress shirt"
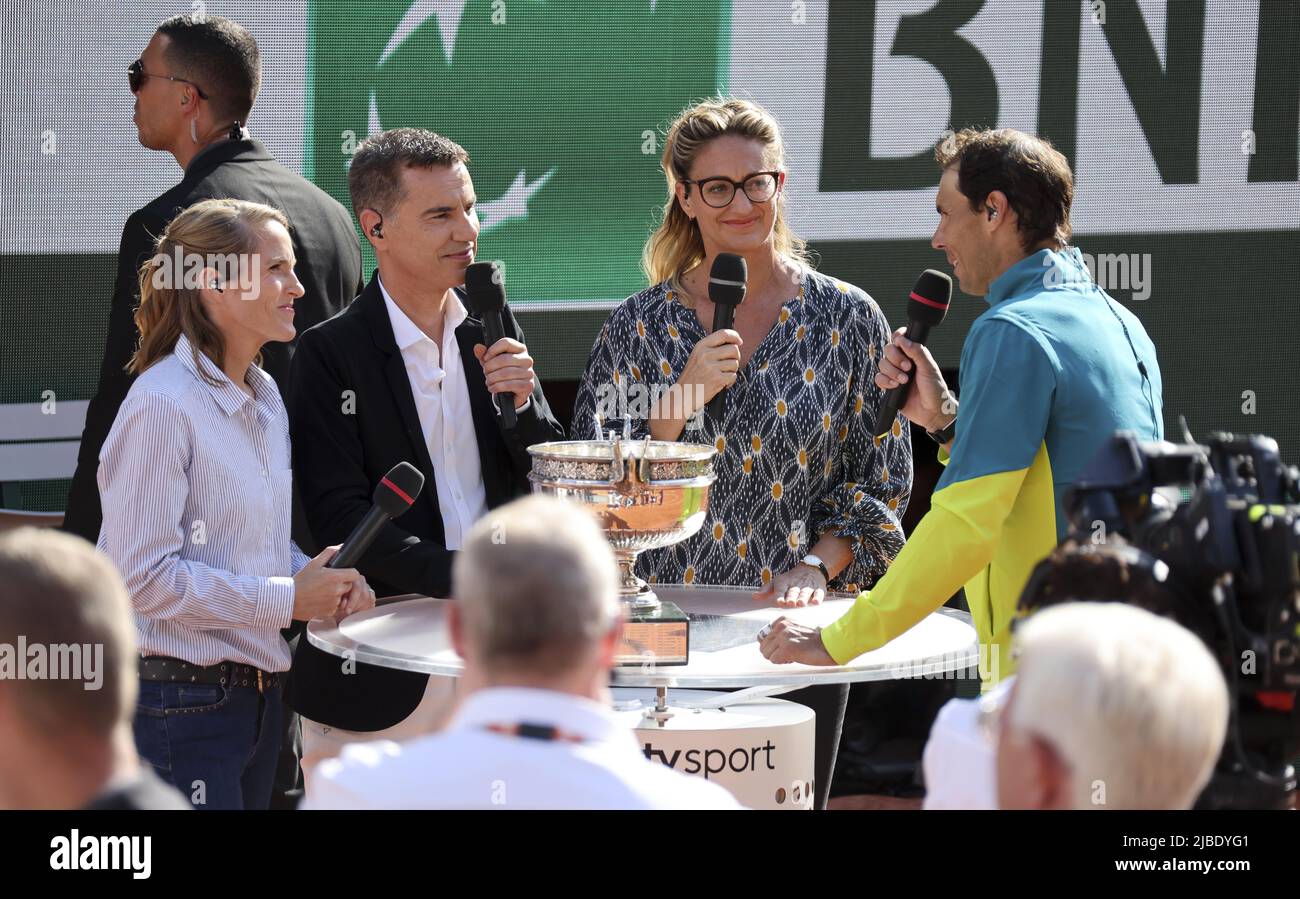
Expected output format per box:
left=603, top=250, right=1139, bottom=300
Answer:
left=380, top=277, right=488, bottom=551
left=921, top=676, right=1013, bottom=810
left=97, top=335, right=310, bottom=672
left=303, top=687, right=745, bottom=810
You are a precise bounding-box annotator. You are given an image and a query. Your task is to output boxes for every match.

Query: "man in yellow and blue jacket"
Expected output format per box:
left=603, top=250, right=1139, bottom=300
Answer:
left=760, top=129, right=1163, bottom=686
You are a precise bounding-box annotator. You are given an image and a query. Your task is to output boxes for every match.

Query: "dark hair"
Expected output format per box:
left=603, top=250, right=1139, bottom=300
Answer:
left=156, top=14, right=261, bottom=126
left=347, top=128, right=471, bottom=222
left=934, top=128, right=1073, bottom=251
left=1017, top=537, right=1219, bottom=647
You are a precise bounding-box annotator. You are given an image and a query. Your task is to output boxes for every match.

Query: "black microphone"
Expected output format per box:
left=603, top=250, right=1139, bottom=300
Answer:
left=705, top=253, right=747, bottom=421
left=463, top=260, right=517, bottom=429
left=328, top=462, right=425, bottom=570
left=873, top=270, right=952, bottom=439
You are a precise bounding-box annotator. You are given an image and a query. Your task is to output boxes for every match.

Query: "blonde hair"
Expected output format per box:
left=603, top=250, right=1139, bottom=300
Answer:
left=1010, top=602, right=1229, bottom=810
left=130, top=198, right=289, bottom=381
left=642, top=97, right=812, bottom=292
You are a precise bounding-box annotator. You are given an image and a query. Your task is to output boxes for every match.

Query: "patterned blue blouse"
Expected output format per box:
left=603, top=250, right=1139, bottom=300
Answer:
left=573, top=269, right=913, bottom=593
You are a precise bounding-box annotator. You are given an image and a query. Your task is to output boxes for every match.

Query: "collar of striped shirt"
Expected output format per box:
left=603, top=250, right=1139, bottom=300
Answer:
left=173, top=333, right=279, bottom=416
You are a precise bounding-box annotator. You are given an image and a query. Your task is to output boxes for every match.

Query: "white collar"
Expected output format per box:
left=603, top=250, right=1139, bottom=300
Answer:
left=449, top=687, right=630, bottom=745
left=173, top=333, right=274, bottom=416
left=378, top=273, right=468, bottom=352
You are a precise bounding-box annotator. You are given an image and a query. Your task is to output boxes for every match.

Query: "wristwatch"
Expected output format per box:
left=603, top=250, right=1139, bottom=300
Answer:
left=800, top=554, right=830, bottom=583
left=927, top=415, right=956, bottom=446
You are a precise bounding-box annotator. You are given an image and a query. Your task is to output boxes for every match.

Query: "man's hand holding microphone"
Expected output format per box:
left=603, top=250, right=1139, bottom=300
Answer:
left=876, top=327, right=958, bottom=446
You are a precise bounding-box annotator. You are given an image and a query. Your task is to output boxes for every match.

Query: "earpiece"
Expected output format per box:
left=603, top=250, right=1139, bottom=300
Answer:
left=987, top=207, right=997, bottom=220
left=370, top=222, right=383, bottom=237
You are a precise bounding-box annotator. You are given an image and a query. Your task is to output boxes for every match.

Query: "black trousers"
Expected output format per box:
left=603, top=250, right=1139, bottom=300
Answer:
left=783, top=683, right=849, bottom=810
left=269, top=629, right=305, bottom=811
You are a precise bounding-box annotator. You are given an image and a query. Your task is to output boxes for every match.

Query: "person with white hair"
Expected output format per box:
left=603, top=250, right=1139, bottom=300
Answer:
left=303, top=495, right=743, bottom=810
left=995, top=602, right=1228, bottom=810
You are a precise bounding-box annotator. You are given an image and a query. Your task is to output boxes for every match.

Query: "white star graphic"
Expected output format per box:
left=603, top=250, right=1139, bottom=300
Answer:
left=478, top=167, right=557, bottom=232
left=379, top=0, right=468, bottom=67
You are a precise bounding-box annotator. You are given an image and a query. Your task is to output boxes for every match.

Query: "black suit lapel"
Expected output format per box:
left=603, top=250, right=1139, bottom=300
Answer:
left=358, top=278, right=440, bottom=519
left=382, top=352, right=441, bottom=512
left=454, top=318, right=513, bottom=508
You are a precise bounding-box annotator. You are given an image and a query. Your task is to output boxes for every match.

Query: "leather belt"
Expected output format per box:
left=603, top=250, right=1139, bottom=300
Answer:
left=139, top=655, right=280, bottom=693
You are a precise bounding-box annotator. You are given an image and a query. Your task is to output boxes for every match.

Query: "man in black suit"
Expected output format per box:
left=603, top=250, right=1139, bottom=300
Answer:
left=0, top=529, right=189, bottom=811
left=286, top=128, right=563, bottom=762
left=63, top=14, right=362, bottom=543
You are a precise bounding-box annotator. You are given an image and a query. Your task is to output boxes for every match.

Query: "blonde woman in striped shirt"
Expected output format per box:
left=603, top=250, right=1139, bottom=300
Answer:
left=96, top=198, right=375, bottom=810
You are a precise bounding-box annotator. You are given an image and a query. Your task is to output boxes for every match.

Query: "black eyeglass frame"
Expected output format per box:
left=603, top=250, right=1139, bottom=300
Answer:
left=128, top=58, right=209, bottom=100
left=680, top=170, right=784, bottom=208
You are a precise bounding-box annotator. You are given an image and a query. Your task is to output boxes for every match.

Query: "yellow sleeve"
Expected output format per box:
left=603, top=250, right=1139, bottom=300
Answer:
left=819, top=467, right=1028, bottom=664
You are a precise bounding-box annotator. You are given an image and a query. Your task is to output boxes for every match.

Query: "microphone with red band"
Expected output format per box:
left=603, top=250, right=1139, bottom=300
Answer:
left=873, top=269, right=953, bottom=440
left=327, top=462, right=425, bottom=570
left=463, top=260, right=517, bottom=430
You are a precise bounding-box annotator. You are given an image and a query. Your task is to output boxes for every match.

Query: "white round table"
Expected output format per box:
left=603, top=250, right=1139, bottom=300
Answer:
left=306, top=584, right=979, bottom=689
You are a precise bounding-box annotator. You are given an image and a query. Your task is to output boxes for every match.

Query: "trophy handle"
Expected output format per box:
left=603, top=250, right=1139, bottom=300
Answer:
left=609, top=434, right=626, bottom=484
left=637, top=434, right=652, bottom=482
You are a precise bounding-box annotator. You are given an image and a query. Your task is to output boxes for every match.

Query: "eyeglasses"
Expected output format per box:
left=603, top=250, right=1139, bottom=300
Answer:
left=128, top=58, right=209, bottom=100
left=681, top=171, right=781, bottom=208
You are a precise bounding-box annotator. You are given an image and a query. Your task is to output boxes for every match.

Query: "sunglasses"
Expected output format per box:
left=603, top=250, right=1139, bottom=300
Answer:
left=128, top=58, right=209, bottom=99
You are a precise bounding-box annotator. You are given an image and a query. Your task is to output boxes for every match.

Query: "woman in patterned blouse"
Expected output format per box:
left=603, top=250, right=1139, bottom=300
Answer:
left=573, top=98, right=912, bottom=808
left=574, top=99, right=912, bottom=605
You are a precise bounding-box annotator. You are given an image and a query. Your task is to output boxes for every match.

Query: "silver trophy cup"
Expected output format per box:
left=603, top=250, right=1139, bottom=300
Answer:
left=527, top=435, right=716, bottom=611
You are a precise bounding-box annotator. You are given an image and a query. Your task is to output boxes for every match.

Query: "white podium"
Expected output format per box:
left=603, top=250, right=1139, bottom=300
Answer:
left=614, top=688, right=816, bottom=810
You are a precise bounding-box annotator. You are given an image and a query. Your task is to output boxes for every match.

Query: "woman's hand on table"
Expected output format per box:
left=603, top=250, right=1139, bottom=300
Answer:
left=757, top=618, right=837, bottom=666
left=752, top=563, right=826, bottom=607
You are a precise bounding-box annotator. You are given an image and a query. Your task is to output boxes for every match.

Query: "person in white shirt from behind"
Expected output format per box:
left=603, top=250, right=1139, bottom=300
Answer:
left=303, top=494, right=743, bottom=810
left=921, top=677, right=1009, bottom=810
left=995, top=602, right=1228, bottom=810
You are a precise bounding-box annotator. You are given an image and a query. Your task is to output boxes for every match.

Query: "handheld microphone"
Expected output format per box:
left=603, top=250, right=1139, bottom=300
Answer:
left=327, top=462, right=425, bottom=570
left=463, top=260, right=517, bottom=430
left=705, top=253, right=748, bottom=421
left=873, top=269, right=952, bottom=439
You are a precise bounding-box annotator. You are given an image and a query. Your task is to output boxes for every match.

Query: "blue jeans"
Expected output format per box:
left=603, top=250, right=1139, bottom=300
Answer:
left=133, top=677, right=284, bottom=810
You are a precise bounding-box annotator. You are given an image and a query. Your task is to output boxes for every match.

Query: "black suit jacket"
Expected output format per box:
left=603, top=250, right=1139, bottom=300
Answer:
left=284, top=272, right=564, bottom=731
left=63, top=138, right=364, bottom=543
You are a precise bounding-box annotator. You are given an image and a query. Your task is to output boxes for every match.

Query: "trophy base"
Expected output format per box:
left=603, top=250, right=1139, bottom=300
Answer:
left=615, top=601, right=689, bottom=666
